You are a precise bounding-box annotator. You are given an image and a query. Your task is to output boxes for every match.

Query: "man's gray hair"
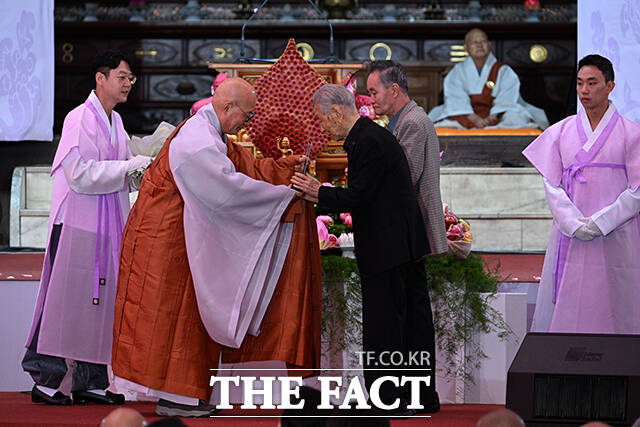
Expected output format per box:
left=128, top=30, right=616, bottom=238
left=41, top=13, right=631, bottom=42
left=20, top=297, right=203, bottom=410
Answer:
left=312, top=84, right=357, bottom=114
left=367, top=60, right=409, bottom=94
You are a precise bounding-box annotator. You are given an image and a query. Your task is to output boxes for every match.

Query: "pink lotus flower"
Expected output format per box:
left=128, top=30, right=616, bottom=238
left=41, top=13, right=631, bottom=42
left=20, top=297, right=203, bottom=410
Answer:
left=321, top=182, right=335, bottom=187
left=316, top=218, right=338, bottom=250
left=339, top=212, right=353, bottom=228
left=447, top=223, right=465, bottom=241
left=317, top=215, right=333, bottom=226
left=213, top=72, right=228, bottom=92
left=524, top=0, right=541, bottom=10
left=359, top=105, right=376, bottom=120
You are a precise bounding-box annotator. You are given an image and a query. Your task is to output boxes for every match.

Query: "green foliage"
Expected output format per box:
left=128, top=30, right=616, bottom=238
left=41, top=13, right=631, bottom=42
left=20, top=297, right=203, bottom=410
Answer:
left=320, top=252, right=513, bottom=386
left=425, top=253, right=499, bottom=294
left=425, top=253, right=513, bottom=385
left=327, top=222, right=350, bottom=236
left=321, top=254, right=359, bottom=282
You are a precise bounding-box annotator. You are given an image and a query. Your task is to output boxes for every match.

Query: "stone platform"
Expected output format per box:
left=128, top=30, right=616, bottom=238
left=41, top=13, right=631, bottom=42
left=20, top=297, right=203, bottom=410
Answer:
left=10, top=163, right=552, bottom=252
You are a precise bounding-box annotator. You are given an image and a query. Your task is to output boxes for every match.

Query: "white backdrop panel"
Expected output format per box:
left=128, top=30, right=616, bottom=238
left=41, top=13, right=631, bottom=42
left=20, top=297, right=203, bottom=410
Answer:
left=0, top=0, right=54, bottom=141
left=578, top=0, right=640, bottom=123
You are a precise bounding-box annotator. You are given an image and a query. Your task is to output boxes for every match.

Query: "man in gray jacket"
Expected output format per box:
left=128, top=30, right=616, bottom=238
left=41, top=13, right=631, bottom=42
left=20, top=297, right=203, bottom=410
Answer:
left=366, top=60, right=448, bottom=413
left=367, top=60, right=447, bottom=257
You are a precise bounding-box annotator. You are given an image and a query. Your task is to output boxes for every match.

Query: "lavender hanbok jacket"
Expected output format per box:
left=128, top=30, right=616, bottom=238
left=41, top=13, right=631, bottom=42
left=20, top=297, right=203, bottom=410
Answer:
left=25, top=92, right=132, bottom=364
left=524, top=102, right=640, bottom=334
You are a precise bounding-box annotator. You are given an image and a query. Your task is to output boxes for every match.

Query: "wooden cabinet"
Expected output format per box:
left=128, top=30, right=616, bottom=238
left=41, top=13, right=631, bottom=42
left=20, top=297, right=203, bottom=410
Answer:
left=54, top=21, right=576, bottom=133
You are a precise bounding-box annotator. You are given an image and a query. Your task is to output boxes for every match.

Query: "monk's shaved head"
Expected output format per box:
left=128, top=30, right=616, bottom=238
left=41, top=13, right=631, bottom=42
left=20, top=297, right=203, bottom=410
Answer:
left=465, top=28, right=488, bottom=45
left=476, top=408, right=525, bottom=427
left=100, top=408, right=147, bottom=427
left=213, top=77, right=256, bottom=110
left=211, top=77, right=257, bottom=134
left=464, top=28, right=491, bottom=67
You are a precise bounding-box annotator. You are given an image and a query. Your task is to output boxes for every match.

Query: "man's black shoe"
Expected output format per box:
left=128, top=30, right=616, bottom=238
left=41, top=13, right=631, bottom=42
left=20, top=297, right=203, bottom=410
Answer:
left=383, top=406, right=416, bottom=419
left=371, top=398, right=416, bottom=419
left=31, top=385, right=71, bottom=405
left=72, top=390, right=125, bottom=405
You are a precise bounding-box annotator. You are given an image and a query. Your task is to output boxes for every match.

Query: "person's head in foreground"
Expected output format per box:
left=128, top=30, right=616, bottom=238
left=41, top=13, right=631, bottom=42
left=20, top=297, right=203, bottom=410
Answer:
left=100, top=407, right=147, bottom=427
left=366, top=60, right=410, bottom=117
left=577, top=54, right=615, bottom=113
left=279, top=386, right=390, bottom=427
left=581, top=422, right=612, bottom=427
left=476, top=408, right=525, bottom=427
left=311, top=84, right=361, bottom=141
left=211, top=77, right=257, bottom=135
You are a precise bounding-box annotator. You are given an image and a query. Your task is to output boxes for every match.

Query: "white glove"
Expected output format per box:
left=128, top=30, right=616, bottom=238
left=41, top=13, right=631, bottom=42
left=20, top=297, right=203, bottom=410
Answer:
left=573, top=217, right=603, bottom=241
left=126, top=155, right=153, bottom=172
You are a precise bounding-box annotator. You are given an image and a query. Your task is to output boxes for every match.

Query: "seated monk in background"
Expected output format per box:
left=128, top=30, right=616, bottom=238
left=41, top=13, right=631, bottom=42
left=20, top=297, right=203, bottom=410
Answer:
left=429, top=28, right=549, bottom=130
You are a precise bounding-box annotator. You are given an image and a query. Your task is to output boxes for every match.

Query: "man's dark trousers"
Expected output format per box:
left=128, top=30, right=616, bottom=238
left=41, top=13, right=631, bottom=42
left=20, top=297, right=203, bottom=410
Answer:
left=361, top=260, right=436, bottom=406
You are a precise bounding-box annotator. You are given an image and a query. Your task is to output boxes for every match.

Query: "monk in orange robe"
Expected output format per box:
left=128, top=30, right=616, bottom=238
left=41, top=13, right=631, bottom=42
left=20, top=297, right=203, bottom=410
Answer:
left=112, top=78, right=320, bottom=417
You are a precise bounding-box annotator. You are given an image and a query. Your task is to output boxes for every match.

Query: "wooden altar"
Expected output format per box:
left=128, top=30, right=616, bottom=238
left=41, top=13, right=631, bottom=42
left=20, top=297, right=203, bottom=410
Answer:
left=209, top=62, right=364, bottom=184
left=207, top=63, right=543, bottom=182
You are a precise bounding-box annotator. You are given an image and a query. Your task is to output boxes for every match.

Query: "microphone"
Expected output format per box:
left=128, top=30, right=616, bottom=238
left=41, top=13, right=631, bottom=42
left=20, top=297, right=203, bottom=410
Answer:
left=235, top=0, right=340, bottom=64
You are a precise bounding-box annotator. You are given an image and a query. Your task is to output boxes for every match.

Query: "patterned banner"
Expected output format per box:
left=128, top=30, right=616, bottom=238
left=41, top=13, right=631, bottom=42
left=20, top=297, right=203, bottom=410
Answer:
left=0, top=1, right=54, bottom=141
left=578, top=0, right=640, bottom=123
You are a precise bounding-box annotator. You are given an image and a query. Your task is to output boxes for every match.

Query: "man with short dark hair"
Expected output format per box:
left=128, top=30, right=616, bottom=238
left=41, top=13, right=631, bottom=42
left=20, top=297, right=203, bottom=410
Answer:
left=429, top=28, right=548, bottom=129
left=22, top=50, right=152, bottom=405
left=524, top=54, right=640, bottom=334
left=292, top=84, right=431, bottom=418
left=366, top=59, right=444, bottom=412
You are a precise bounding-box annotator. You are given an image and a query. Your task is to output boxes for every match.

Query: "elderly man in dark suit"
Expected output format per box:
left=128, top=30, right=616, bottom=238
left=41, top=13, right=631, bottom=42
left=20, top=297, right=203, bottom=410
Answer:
left=291, top=84, right=439, bottom=417
left=367, top=60, right=447, bottom=411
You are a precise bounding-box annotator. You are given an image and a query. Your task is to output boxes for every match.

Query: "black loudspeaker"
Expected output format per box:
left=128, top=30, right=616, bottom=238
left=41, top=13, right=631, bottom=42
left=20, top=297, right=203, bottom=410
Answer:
left=506, top=333, right=640, bottom=427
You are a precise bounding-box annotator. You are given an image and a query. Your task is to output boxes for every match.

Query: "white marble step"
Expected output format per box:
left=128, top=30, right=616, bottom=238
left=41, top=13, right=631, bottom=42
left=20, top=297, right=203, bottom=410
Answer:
left=11, top=166, right=552, bottom=251
left=440, top=167, right=551, bottom=252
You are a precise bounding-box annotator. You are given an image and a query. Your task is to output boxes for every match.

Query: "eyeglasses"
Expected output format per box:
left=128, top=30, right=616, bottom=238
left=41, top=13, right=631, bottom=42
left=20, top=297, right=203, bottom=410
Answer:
left=235, top=103, right=255, bottom=122
left=117, top=74, right=137, bottom=85
left=109, top=74, right=137, bottom=85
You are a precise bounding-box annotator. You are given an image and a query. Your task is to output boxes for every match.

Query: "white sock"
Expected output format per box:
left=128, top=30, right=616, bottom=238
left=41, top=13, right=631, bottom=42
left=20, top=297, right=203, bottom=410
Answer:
left=87, top=389, right=106, bottom=396
left=36, top=385, right=58, bottom=397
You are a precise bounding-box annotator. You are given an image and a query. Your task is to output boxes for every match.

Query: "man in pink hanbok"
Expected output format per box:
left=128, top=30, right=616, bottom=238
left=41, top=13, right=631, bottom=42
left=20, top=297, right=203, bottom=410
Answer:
left=22, top=51, right=152, bottom=405
left=523, top=54, right=640, bottom=334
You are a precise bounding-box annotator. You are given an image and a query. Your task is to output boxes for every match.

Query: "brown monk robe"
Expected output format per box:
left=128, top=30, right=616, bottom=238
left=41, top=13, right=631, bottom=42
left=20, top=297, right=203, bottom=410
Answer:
left=223, top=140, right=322, bottom=377
left=447, top=61, right=504, bottom=129
left=112, top=120, right=320, bottom=400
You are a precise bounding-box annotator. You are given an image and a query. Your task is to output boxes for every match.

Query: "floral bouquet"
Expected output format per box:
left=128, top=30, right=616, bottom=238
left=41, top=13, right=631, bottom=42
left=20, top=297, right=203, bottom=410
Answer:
left=524, top=0, right=541, bottom=10
left=343, top=73, right=376, bottom=120
left=444, top=203, right=472, bottom=259
left=316, top=208, right=354, bottom=257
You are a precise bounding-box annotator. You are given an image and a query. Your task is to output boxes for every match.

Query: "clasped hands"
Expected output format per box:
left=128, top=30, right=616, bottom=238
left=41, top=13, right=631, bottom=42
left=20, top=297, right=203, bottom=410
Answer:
left=467, top=113, right=497, bottom=129
left=290, top=171, right=321, bottom=204
left=573, top=217, right=603, bottom=241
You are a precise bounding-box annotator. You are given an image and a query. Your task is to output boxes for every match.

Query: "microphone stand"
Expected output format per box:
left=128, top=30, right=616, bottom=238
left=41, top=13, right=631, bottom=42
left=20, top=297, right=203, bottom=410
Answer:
left=235, top=0, right=340, bottom=64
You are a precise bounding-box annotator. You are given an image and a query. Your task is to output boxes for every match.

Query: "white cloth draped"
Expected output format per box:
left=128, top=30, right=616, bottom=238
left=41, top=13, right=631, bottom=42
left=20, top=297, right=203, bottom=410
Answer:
left=0, top=0, right=54, bottom=141
left=169, top=103, right=295, bottom=348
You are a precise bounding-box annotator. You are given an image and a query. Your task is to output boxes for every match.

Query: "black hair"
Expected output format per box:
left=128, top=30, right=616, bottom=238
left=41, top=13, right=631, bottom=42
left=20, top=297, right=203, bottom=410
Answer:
left=91, top=50, right=132, bottom=78
left=578, top=54, right=614, bottom=82
left=367, top=60, right=409, bottom=94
